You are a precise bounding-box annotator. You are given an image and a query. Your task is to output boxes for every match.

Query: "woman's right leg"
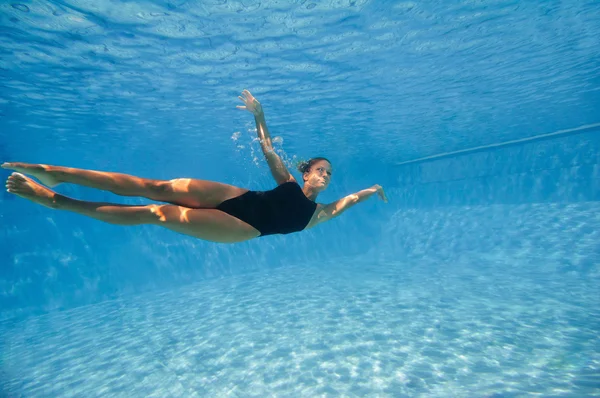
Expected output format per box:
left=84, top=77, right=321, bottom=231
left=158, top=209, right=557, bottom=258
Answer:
left=5, top=173, right=260, bottom=243
left=1, top=162, right=247, bottom=208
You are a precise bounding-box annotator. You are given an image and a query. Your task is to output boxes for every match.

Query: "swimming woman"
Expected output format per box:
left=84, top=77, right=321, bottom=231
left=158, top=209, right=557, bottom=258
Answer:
left=3, top=90, right=388, bottom=243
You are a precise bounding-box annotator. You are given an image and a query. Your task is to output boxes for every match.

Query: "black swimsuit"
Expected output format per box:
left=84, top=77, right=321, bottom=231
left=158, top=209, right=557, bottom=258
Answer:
left=216, top=181, right=317, bottom=237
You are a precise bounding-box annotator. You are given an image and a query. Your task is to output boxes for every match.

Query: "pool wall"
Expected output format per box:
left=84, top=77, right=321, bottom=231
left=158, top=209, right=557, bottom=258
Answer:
left=375, top=128, right=599, bottom=275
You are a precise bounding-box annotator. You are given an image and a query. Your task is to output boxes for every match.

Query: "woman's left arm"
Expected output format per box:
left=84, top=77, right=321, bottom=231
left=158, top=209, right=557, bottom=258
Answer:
left=310, top=185, right=388, bottom=227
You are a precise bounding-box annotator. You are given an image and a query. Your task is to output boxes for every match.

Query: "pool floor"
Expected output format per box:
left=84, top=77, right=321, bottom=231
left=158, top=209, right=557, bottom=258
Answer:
left=1, top=258, right=598, bottom=397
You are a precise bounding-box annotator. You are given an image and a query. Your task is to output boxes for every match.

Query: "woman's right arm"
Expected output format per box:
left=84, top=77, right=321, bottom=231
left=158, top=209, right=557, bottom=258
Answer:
left=237, top=90, right=295, bottom=185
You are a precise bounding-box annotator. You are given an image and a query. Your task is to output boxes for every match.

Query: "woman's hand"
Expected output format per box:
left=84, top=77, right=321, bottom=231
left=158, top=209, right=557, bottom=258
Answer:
left=373, top=184, right=388, bottom=203
left=237, top=89, right=263, bottom=116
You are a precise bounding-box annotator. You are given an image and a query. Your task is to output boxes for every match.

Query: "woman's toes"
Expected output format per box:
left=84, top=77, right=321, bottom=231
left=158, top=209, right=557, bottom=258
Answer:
left=11, top=172, right=26, bottom=181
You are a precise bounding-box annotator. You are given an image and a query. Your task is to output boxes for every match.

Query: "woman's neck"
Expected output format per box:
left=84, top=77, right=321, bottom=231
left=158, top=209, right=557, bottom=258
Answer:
left=302, top=184, right=319, bottom=201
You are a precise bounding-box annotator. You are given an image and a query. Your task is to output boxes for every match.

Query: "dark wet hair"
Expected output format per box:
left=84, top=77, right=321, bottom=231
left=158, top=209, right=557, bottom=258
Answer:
left=296, top=157, right=331, bottom=174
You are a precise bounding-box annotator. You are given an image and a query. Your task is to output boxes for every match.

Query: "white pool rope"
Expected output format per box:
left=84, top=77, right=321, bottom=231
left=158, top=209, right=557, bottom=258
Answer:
left=396, top=122, right=600, bottom=166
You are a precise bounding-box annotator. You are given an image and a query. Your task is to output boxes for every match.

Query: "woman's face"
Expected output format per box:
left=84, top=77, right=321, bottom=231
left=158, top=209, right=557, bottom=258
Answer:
left=303, top=160, right=332, bottom=191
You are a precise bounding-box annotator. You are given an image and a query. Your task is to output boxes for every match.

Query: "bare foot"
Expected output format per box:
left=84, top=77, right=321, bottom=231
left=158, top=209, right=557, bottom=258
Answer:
left=1, top=162, right=61, bottom=187
left=5, top=172, right=59, bottom=208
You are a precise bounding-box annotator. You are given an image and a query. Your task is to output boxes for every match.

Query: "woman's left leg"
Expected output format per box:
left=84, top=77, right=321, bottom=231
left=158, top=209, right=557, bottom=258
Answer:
left=5, top=173, right=260, bottom=243
left=1, top=162, right=247, bottom=208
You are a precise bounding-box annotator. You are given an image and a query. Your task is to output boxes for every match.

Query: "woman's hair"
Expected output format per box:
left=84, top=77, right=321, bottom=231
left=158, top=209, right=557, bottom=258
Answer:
left=296, top=157, right=331, bottom=174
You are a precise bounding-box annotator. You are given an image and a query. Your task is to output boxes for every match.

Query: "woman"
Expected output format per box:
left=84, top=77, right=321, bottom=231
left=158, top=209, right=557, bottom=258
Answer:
left=3, top=90, right=388, bottom=243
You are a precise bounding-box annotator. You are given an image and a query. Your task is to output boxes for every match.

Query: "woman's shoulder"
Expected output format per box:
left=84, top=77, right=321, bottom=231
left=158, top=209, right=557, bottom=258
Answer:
left=277, top=180, right=301, bottom=190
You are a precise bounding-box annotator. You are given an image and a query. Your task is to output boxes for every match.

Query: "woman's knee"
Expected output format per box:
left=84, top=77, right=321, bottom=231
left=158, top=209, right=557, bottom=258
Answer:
left=147, top=204, right=171, bottom=223
left=146, top=180, right=172, bottom=197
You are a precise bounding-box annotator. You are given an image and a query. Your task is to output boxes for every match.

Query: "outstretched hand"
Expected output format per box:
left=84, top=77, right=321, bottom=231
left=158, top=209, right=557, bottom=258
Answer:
left=373, top=184, right=388, bottom=203
left=237, top=89, right=263, bottom=116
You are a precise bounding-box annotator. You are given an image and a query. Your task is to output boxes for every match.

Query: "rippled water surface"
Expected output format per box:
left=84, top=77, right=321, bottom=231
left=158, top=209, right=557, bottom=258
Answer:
left=1, top=1, right=599, bottom=163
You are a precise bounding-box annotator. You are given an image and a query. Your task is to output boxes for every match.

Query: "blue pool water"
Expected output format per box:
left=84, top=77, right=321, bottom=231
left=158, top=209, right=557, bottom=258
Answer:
left=1, top=1, right=599, bottom=396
